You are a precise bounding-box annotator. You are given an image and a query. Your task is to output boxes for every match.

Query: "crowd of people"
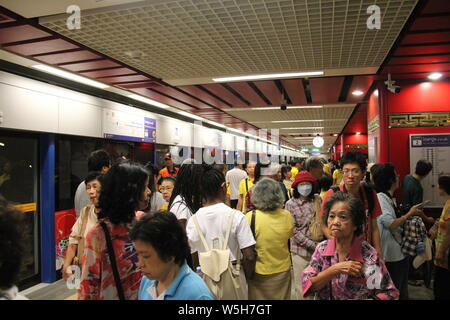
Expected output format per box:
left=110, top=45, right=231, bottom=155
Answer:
left=1, top=149, right=449, bottom=301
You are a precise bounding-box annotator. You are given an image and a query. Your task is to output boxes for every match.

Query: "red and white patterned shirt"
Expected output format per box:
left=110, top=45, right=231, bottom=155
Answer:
left=78, top=218, right=142, bottom=300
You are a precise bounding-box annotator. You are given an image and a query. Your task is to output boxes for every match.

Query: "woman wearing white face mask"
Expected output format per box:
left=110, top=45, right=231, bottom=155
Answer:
left=285, top=171, right=321, bottom=300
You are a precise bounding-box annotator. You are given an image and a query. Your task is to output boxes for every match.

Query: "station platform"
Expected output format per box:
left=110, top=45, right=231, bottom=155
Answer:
left=20, top=272, right=434, bottom=300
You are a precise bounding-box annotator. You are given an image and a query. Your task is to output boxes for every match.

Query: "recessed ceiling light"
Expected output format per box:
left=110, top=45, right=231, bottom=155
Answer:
left=128, top=94, right=169, bottom=109
left=333, top=134, right=338, bottom=136
left=212, top=71, right=324, bottom=82
left=251, top=106, right=323, bottom=110
left=428, top=73, right=442, bottom=80
left=352, top=90, right=364, bottom=96
left=33, top=64, right=109, bottom=89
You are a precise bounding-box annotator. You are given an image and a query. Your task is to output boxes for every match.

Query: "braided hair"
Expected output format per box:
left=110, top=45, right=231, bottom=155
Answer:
left=168, top=163, right=208, bottom=213
left=200, top=167, right=226, bottom=202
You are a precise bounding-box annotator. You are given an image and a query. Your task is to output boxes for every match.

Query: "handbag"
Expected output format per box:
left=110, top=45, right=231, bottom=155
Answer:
left=309, top=194, right=324, bottom=242
left=99, top=220, right=126, bottom=300
left=72, top=206, right=90, bottom=266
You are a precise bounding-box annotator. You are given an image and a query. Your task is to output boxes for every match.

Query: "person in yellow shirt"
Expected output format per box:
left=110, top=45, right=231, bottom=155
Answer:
left=332, top=163, right=343, bottom=185
left=430, top=175, right=450, bottom=300
left=237, top=162, right=256, bottom=212
left=290, top=161, right=302, bottom=180
left=245, top=178, right=294, bottom=300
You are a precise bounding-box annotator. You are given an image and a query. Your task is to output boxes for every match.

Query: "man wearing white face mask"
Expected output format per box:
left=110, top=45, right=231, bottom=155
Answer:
left=285, top=171, right=321, bottom=300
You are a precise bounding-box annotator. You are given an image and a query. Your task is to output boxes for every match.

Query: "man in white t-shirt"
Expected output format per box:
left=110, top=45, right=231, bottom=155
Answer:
left=226, top=163, right=248, bottom=209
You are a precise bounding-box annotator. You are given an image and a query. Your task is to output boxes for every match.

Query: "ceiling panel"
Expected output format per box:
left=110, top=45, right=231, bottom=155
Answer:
left=200, top=84, right=248, bottom=108
left=410, top=16, right=450, bottom=31
left=421, top=0, right=450, bottom=14
left=389, top=54, right=450, bottom=65
left=98, top=74, right=150, bottom=84
left=346, top=75, right=375, bottom=103
left=386, top=71, right=450, bottom=79
left=61, top=59, right=121, bottom=72
left=227, top=82, right=267, bottom=107
left=80, top=67, right=137, bottom=78
left=281, top=79, right=307, bottom=105
left=38, top=0, right=418, bottom=83
left=177, top=85, right=230, bottom=109
left=131, top=88, right=195, bottom=111
left=386, top=62, right=450, bottom=74
left=225, top=104, right=355, bottom=123
left=5, top=38, right=78, bottom=56
left=153, top=86, right=214, bottom=110
left=394, top=44, right=450, bottom=56
left=0, top=25, right=51, bottom=44
left=253, top=81, right=282, bottom=106
left=402, top=31, right=450, bottom=45
left=34, top=50, right=101, bottom=64
left=310, top=77, right=345, bottom=104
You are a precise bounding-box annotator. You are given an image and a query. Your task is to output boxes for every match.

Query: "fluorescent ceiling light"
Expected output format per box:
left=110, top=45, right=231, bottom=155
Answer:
left=206, top=120, right=227, bottom=128
left=33, top=64, right=109, bottom=89
left=251, top=106, right=323, bottom=111
left=280, top=127, right=324, bottom=130
left=128, top=94, right=169, bottom=109
left=352, top=90, right=364, bottom=96
left=178, top=111, right=204, bottom=121
left=213, top=71, right=324, bottom=82
left=272, top=119, right=324, bottom=123
left=428, top=73, right=442, bottom=80
left=293, top=137, right=315, bottom=139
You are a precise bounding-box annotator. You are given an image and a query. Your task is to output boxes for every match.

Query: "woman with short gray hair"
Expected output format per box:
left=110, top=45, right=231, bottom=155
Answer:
left=245, top=178, right=294, bottom=300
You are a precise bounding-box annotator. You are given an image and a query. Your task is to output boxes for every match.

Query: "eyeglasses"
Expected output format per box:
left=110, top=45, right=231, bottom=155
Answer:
left=159, top=186, right=174, bottom=192
left=342, top=168, right=362, bottom=176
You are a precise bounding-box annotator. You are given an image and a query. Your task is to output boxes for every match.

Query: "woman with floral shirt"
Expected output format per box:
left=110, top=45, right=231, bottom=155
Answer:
left=302, top=192, right=399, bottom=300
left=285, top=171, right=320, bottom=300
left=78, top=161, right=151, bottom=300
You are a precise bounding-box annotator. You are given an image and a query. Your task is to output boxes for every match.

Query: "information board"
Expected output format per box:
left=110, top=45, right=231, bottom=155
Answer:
left=103, top=109, right=156, bottom=143
left=409, top=133, right=450, bottom=208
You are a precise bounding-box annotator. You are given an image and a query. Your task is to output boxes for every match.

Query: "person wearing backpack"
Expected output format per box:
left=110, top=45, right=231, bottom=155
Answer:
left=373, top=163, right=423, bottom=300
left=186, top=166, right=256, bottom=300
left=320, top=152, right=382, bottom=254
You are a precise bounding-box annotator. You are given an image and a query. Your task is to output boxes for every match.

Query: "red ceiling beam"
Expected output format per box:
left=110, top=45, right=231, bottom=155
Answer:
left=31, top=48, right=84, bottom=57
left=57, top=58, right=106, bottom=66
left=1, top=35, right=58, bottom=47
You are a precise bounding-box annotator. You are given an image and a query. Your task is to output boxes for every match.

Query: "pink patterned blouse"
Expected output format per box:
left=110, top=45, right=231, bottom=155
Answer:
left=302, top=237, right=399, bottom=300
left=78, top=218, right=142, bottom=300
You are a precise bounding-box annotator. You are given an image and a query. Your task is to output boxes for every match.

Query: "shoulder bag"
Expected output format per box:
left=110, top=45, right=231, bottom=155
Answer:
left=99, top=220, right=126, bottom=300
left=309, top=195, right=325, bottom=242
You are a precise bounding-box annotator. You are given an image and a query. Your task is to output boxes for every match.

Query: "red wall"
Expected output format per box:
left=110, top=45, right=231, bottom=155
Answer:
left=386, top=80, right=450, bottom=180
left=344, top=133, right=368, bottom=145
left=388, top=81, right=450, bottom=113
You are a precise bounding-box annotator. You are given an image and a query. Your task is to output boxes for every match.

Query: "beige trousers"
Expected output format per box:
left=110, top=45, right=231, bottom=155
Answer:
left=248, top=270, right=291, bottom=300
left=291, top=253, right=313, bottom=300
